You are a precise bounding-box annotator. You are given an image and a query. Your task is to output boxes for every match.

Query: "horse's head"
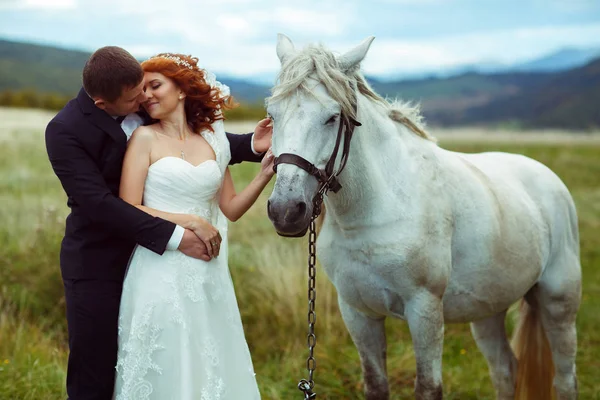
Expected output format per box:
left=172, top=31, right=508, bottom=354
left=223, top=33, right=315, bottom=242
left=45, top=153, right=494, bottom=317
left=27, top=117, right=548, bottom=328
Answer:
left=266, top=34, right=374, bottom=237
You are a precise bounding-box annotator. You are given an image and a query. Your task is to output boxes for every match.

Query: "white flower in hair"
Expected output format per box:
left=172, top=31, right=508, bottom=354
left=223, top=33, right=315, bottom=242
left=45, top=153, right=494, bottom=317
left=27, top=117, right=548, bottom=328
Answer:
left=147, top=53, right=230, bottom=99
left=151, top=53, right=196, bottom=70
left=202, top=69, right=230, bottom=98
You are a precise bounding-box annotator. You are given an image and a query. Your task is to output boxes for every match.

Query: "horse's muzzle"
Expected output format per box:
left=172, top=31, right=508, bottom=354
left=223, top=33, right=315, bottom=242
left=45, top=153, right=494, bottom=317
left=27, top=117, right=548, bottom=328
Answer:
left=267, top=198, right=311, bottom=237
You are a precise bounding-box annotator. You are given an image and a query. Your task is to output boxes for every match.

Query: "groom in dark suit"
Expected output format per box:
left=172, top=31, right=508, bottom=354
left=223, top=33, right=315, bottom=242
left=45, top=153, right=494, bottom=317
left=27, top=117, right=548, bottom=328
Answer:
left=45, top=46, right=270, bottom=400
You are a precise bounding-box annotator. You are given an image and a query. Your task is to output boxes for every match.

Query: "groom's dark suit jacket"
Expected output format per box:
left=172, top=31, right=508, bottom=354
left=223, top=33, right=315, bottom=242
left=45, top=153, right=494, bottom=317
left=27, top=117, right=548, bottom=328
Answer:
left=45, top=88, right=262, bottom=282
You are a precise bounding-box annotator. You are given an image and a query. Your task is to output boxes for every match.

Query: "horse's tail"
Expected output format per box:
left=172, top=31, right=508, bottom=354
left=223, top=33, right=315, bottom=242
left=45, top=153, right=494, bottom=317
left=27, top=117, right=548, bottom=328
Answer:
left=511, top=298, right=555, bottom=399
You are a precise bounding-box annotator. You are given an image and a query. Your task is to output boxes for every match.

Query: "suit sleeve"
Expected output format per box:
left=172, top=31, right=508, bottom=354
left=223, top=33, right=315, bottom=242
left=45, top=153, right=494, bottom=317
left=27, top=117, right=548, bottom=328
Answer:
left=45, top=120, right=176, bottom=255
left=226, top=132, right=264, bottom=165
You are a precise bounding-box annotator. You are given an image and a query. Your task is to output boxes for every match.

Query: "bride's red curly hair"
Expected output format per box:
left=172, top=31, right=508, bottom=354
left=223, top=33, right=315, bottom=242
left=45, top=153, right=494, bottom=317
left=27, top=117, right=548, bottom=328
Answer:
left=141, top=53, right=237, bottom=134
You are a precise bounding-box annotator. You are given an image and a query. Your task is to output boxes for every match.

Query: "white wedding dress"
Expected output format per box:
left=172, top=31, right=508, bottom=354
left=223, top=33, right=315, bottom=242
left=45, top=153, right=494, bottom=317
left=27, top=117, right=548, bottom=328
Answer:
left=113, top=121, right=261, bottom=400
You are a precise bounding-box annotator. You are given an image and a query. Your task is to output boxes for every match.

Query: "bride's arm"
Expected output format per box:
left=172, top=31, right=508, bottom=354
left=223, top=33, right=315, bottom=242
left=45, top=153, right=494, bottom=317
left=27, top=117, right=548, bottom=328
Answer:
left=120, top=127, right=215, bottom=235
left=219, top=149, right=275, bottom=221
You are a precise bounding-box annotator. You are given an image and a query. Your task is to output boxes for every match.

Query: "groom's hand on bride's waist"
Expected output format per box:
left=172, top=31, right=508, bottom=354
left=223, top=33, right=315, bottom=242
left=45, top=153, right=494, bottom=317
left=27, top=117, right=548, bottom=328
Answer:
left=178, top=229, right=212, bottom=261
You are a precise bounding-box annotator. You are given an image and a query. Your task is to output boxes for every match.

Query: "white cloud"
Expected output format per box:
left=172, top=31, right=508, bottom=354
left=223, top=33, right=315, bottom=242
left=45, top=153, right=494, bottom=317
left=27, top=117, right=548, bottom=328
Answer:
left=372, top=0, right=451, bottom=4
left=535, top=0, right=600, bottom=13
left=123, top=1, right=355, bottom=44
left=201, top=43, right=280, bottom=77
left=0, top=0, right=77, bottom=9
left=214, top=13, right=262, bottom=40
left=357, top=23, right=600, bottom=76
left=1, top=0, right=599, bottom=79
left=25, top=0, right=76, bottom=7
left=96, top=0, right=357, bottom=66
left=0, top=0, right=18, bottom=8
left=269, top=7, right=349, bottom=36
left=125, top=45, right=164, bottom=58
left=362, top=41, right=464, bottom=74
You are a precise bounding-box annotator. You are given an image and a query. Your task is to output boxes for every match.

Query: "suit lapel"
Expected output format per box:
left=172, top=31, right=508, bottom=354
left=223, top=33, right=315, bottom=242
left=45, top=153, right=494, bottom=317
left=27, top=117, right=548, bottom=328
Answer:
left=77, top=88, right=127, bottom=146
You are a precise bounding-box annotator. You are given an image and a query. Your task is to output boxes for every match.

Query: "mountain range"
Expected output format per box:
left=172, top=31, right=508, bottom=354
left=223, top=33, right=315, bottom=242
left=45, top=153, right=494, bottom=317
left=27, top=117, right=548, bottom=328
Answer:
left=1, top=38, right=598, bottom=129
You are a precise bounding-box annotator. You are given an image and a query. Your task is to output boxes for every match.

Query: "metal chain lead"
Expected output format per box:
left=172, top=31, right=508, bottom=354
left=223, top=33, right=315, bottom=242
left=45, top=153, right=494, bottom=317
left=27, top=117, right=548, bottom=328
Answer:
left=298, top=188, right=326, bottom=400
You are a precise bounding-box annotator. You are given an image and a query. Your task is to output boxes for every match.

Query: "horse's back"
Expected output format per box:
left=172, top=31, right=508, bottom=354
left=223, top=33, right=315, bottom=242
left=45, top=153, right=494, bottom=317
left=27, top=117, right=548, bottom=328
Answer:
left=436, top=150, right=579, bottom=321
left=457, top=151, right=569, bottom=199
left=456, top=150, right=578, bottom=253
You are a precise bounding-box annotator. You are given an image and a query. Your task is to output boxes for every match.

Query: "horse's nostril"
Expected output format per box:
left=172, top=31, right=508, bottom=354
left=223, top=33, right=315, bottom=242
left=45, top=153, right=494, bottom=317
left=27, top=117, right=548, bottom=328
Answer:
left=298, top=201, right=306, bottom=215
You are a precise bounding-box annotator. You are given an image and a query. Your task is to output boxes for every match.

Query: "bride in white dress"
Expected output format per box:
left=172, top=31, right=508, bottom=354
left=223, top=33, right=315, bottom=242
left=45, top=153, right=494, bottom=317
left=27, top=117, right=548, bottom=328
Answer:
left=113, top=53, right=273, bottom=400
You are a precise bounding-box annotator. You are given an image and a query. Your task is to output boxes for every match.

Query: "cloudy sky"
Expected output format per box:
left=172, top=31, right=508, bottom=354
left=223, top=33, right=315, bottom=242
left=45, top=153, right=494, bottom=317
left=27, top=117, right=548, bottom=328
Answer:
left=1, top=0, right=599, bottom=82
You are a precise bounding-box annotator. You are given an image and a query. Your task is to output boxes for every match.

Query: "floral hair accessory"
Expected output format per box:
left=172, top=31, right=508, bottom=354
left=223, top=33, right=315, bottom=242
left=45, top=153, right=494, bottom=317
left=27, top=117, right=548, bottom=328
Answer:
left=149, top=53, right=197, bottom=70
left=203, top=70, right=230, bottom=98
left=146, top=53, right=230, bottom=99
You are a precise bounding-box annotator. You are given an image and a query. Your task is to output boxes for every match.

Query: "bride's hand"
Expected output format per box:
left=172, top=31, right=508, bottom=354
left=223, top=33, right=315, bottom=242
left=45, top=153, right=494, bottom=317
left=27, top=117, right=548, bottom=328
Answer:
left=187, top=216, right=222, bottom=258
left=252, top=118, right=273, bottom=154
left=260, top=148, right=275, bottom=179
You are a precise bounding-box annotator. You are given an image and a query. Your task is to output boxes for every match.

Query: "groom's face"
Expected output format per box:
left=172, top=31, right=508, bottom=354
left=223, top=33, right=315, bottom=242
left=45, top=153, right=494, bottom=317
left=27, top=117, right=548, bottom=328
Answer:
left=95, top=80, right=148, bottom=116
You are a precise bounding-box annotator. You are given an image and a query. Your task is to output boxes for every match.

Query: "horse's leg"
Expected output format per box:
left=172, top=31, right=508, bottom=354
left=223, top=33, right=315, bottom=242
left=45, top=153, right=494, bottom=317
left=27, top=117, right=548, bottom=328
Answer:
left=533, top=252, right=581, bottom=400
left=338, top=297, right=389, bottom=400
left=470, top=311, right=517, bottom=400
left=406, top=291, right=444, bottom=400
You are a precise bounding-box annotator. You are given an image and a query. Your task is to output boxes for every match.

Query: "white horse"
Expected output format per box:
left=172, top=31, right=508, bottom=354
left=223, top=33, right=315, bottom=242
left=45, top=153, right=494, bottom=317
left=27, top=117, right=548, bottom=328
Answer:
left=266, top=34, right=581, bottom=400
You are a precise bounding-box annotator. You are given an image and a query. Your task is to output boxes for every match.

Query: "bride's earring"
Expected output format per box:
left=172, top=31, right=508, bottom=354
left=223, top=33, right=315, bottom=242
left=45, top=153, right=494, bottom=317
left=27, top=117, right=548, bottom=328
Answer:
left=179, top=95, right=184, bottom=100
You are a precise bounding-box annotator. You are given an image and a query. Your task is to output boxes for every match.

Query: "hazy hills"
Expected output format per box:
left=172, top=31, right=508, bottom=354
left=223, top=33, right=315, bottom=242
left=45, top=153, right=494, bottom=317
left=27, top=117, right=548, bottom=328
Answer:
left=1, top=38, right=598, bottom=129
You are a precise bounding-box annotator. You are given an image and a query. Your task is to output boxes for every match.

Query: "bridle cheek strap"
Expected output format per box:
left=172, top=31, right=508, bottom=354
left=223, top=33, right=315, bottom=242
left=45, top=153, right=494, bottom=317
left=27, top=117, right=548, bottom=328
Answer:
left=273, top=114, right=361, bottom=195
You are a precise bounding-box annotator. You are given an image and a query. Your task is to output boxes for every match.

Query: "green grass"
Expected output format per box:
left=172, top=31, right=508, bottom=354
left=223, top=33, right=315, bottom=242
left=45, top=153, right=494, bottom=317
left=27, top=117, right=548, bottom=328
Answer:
left=1, top=109, right=599, bottom=399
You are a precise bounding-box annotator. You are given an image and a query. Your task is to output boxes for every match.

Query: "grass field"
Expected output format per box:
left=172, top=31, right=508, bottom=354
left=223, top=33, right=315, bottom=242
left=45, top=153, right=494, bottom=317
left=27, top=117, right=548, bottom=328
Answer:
left=1, top=107, right=599, bottom=399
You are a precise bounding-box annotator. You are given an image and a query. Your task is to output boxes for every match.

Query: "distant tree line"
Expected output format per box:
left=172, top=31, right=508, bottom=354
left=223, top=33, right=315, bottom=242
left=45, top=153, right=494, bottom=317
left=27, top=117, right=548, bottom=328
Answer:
left=223, top=102, right=267, bottom=121
left=0, top=89, right=70, bottom=110
left=0, top=89, right=267, bottom=121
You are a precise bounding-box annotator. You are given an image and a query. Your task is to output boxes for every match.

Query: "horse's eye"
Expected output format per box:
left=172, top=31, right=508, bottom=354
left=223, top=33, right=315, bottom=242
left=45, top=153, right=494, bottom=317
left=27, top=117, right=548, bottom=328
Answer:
left=326, top=114, right=339, bottom=125
left=267, top=113, right=274, bottom=122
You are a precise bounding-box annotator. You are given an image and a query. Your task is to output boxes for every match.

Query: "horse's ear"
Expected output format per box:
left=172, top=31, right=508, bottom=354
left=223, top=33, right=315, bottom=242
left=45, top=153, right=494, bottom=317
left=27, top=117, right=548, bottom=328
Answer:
left=338, top=36, right=375, bottom=72
left=276, top=33, right=296, bottom=64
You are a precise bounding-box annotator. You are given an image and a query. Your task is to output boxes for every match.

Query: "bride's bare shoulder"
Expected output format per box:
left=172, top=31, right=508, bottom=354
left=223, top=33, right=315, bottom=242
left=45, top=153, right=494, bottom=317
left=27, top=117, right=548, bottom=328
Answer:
left=131, top=124, right=159, bottom=140
left=127, top=125, right=159, bottom=152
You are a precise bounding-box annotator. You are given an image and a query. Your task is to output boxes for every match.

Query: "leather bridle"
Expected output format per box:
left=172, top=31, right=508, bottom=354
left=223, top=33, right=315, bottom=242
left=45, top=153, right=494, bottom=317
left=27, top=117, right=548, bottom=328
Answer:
left=273, top=112, right=361, bottom=195
left=272, top=88, right=361, bottom=399
left=271, top=94, right=361, bottom=240
left=271, top=103, right=361, bottom=400
left=272, top=80, right=362, bottom=194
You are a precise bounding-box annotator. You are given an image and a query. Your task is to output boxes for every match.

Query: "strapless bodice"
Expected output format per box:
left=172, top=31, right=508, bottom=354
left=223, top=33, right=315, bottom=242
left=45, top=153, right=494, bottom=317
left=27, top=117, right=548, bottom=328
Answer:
left=142, top=156, right=222, bottom=219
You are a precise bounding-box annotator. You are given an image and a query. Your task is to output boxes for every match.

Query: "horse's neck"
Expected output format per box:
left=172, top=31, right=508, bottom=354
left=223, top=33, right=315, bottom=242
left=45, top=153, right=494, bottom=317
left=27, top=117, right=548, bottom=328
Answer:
left=324, top=97, right=436, bottom=228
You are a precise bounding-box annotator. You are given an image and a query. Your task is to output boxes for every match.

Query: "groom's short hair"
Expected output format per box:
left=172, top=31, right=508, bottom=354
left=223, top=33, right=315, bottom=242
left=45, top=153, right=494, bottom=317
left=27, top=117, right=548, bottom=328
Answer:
left=83, top=46, right=143, bottom=103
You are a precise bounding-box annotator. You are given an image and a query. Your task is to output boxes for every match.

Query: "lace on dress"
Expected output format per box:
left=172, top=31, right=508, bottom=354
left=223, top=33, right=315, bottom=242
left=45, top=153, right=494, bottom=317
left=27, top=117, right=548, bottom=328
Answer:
left=114, top=86, right=259, bottom=400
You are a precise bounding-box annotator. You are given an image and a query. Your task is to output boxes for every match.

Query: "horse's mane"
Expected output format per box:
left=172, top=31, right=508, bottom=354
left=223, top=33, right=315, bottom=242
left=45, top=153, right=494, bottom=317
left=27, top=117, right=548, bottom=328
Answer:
left=266, top=43, right=434, bottom=141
